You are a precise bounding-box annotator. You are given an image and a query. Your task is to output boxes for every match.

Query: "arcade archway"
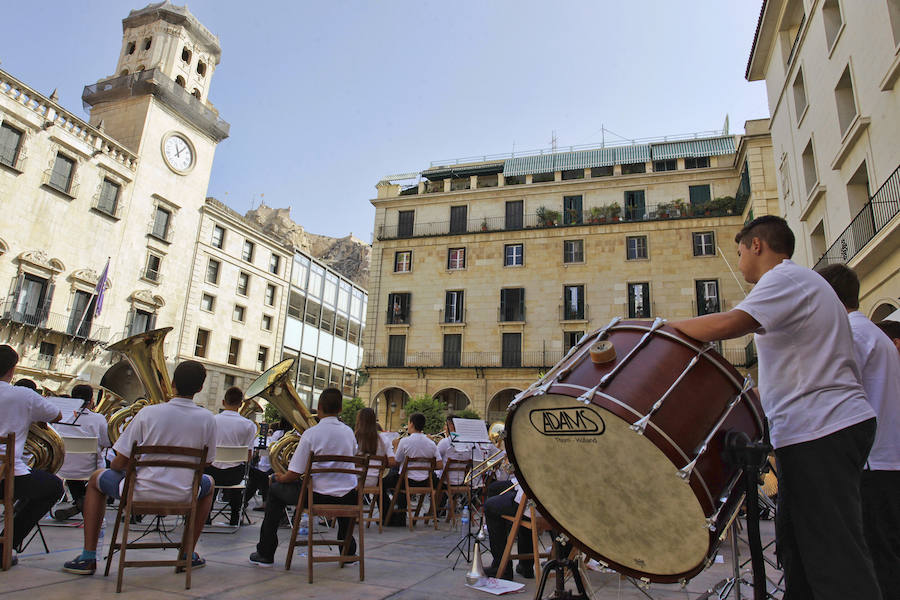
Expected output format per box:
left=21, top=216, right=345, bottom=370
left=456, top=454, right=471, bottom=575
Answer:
left=487, top=388, right=521, bottom=424
left=372, top=387, right=410, bottom=432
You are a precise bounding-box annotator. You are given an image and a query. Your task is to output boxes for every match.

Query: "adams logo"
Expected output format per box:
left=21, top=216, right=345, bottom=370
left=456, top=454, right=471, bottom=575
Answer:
left=529, top=406, right=605, bottom=436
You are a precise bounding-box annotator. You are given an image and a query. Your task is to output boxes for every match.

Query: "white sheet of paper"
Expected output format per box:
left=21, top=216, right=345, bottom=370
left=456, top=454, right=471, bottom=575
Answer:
left=465, top=577, right=526, bottom=595
left=46, top=396, right=86, bottom=423
left=380, top=431, right=399, bottom=446
left=452, top=418, right=490, bottom=443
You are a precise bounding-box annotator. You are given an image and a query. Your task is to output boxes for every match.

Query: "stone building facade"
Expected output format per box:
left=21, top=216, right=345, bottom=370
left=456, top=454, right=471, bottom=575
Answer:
left=361, top=122, right=778, bottom=428
left=747, top=0, right=899, bottom=320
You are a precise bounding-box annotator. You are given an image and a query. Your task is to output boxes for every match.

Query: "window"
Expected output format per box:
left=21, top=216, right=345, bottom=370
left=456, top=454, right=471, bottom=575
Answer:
left=67, top=290, right=96, bottom=337
left=591, top=166, right=613, bottom=177
left=13, top=273, right=49, bottom=325
left=308, top=263, right=324, bottom=298
left=563, top=195, right=583, bottom=225
left=237, top=271, right=250, bottom=296
left=626, top=236, right=648, bottom=260
left=224, top=374, right=235, bottom=388
left=0, top=122, right=23, bottom=168
left=684, top=156, right=710, bottom=169
left=233, top=304, right=246, bottom=323
left=504, top=243, right=523, bottom=266
left=448, top=247, right=466, bottom=270
left=227, top=338, right=242, bottom=365
left=387, top=292, right=411, bottom=324
left=793, top=68, right=808, bottom=120
left=564, top=331, right=583, bottom=353
left=822, top=0, right=843, bottom=50
left=261, top=314, right=273, bottom=331
left=144, top=252, right=161, bottom=282
left=563, top=239, right=584, bottom=264
left=394, top=251, right=411, bottom=273
left=562, top=169, right=584, bottom=180
left=268, top=253, right=280, bottom=274
left=621, top=162, right=646, bottom=175
left=443, top=334, right=462, bottom=367
left=181, top=46, right=192, bottom=63
left=444, top=291, right=464, bottom=323
left=96, top=179, right=120, bottom=215
left=37, top=342, right=56, bottom=369
left=563, top=285, right=585, bottom=320
left=304, top=297, right=321, bottom=326
left=265, top=283, right=276, bottom=306
left=388, top=335, right=406, bottom=367
left=151, top=206, right=171, bottom=240
left=175, top=76, right=186, bottom=88
left=206, top=258, right=220, bottom=284
left=143, top=37, right=152, bottom=50
left=126, top=41, right=136, bottom=54
left=200, top=293, right=215, bottom=312
left=689, top=184, right=711, bottom=207
left=257, top=346, right=269, bottom=372
left=502, top=333, right=522, bottom=367
left=500, top=288, right=525, bottom=322
left=197, top=62, right=207, bottom=76
left=801, top=140, right=818, bottom=195
left=450, top=205, right=468, bottom=234
left=49, top=153, right=75, bottom=193
left=693, top=232, right=716, bottom=256
left=505, top=200, right=523, bottom=229
left=504, top=175, right=525, bottom=186
left=195, top=329, right=209, bottom=357
left=533, top=172, right=554, bottom=183
left=628, top=283, right=651, bottom=318
left=624, top=190, right=645, bottom=220
left=696, top=280, right=720, bottom=316
left=398, top=210, right=414, bottom=238
left=129, top=308, right=154, bottom=336
left=211, top=225, right=225, bottom=249
left=287, top=290, right=304, bottom=318
left=653, top=159, right=677, bottom=172
left=242, top=240, right=255, bottom=262
left=834, top=65, right=858, bottom=135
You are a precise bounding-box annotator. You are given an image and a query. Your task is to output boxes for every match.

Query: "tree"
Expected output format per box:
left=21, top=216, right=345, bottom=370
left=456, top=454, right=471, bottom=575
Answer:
left=403, top=394, right=447, bottom=434
left=340, top=396, right=366, bottom=428
left=450, top=408, right=481, bottom=421
left=263, top=401, right=280, bottom=424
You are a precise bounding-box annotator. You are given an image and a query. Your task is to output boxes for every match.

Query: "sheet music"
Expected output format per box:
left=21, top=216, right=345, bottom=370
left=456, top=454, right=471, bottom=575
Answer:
left=379, top=431, right=399, bottom=447
left=451, top=418, right=490, bottom=443
left=46, top=396, right=86, bottom=424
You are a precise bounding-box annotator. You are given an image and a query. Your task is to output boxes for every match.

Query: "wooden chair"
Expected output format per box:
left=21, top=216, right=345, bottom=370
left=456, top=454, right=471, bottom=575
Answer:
left=284, top=454, right=368, bottom=583
left=204, top=445, right=251, bottom=533
left=361, top=455, right=388, bottom=533
left=47, top=435, right=100, bottom=524
left=435, top=458, right=472, bottom=525
left=1, top=433, right=13, bottom=571
left=384, top=457, right=439, bottom=531
left=497, top=495, right=553, bottom=581
left=103, top=443, right=208, bottom=593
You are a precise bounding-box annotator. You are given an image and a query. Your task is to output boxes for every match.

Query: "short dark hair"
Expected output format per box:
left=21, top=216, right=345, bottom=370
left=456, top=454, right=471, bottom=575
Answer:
left=816, top=263, right=860, bottom=310
left=223, top=386, right=244, bottom=406
left=409, top=412, right=426, bottom=432
left=172, top=360, right=207, bottom=396
left=14, top=378, right=37, bottom=390
left=734, top=215, right=795, bottom=257
left=0, top=345, right=19, bottom=378
left=71, top=384, right=94, bottom=403
left=317, top=387, right=343, bottom=415
left=876, top=320, right=900, bottom=341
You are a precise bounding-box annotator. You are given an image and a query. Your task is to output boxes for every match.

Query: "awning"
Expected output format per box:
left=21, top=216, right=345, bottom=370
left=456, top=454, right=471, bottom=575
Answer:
left=503, top=145, right=650, bottom=177
left=651, top=136, right=736, bottom=161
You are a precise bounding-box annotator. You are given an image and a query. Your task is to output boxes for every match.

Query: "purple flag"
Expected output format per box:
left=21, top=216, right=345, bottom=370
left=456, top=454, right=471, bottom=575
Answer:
left=94, top=258, right=110, bottom=316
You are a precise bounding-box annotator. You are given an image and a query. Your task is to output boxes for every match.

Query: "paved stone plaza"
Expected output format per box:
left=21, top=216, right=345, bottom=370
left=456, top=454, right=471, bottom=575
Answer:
left=3, top=506, right=782, bottom=600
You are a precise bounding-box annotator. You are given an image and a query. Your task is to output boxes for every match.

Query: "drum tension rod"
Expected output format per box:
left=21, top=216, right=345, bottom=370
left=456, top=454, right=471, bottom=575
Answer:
left=598, top=317, right=666, bottom=388
left=554, top=317, right=622, bottom=384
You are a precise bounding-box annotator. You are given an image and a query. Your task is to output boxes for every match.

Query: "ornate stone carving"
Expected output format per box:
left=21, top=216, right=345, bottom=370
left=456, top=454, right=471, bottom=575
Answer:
left=17, top=250, right=65, bottom=274
left=130, top=289, right=165, bottom=308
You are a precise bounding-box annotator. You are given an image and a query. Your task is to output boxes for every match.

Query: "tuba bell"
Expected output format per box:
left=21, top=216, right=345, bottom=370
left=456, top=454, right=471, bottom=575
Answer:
left=25, top=421, right=65, bottom=473
left=244, top=358, right=315, bottom=474
left=105, top=327, right=174, bottom=444
left=95, top=359, right=144, bottom=417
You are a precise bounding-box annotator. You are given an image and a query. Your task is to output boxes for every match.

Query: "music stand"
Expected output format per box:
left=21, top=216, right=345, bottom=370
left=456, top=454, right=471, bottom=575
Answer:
left=445, top=419, right=492, bottom=569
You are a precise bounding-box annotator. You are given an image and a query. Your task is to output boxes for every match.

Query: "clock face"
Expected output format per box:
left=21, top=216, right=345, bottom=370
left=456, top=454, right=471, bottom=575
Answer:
left=163, top=134, right=194, bottom=172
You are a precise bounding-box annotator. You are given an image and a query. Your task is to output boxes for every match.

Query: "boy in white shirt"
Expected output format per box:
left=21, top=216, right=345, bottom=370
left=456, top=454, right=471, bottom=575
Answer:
left=383, top=413, right=442, bottom=525
left=205, top=386, right=257, bottom=525
left=673, top=216, right=880, bottom=599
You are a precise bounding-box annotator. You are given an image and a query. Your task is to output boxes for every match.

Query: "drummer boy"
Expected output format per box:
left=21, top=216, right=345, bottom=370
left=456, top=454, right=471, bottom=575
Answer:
left=672, top=215, right=879, bottom=599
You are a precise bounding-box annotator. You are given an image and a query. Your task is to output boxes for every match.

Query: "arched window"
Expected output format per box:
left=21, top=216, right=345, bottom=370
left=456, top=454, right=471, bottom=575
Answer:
left=120, top=69, right=129, bottom=77
left=136, top=65, right=145, bottom=72
left=175, top=76, right=186, bottom=88
left=196, top=61, right=207, bottom=77
left=191, top=88, right=201, bottom=100
left=181, top=46, right=192, bottom=63
left=126, top=41, right=136, bottom=55
left=143, top=37, right=152, bottom=51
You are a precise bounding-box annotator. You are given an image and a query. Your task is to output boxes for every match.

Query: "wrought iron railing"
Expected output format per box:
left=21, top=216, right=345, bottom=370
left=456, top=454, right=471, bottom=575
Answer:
left=1, top=300, right=109, bottom=342
left=814, top=164, right=900, bottom=270
left=367, top=349, right=564, bottom=369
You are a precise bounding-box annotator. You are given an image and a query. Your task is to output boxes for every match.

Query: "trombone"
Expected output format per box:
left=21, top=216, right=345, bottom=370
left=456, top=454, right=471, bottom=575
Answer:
left=464, top=448, right=507, bottom=484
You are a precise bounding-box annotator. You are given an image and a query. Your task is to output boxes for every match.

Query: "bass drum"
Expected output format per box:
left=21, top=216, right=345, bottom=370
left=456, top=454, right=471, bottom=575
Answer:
left=505, top=319, right=765, bottom=583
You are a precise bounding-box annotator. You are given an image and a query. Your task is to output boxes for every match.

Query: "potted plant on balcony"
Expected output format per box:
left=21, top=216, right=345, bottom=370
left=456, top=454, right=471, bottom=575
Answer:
left=480, top=218, right=489, bottom=232
left=673, top=198, right=686, bottom=217
left=536, top=206, right=560, bottom=227
left=588, top=206, right=605, bottom=224
left=657, top=201, right=673, bottom=219
left=603, top=202, right=622, bottom=222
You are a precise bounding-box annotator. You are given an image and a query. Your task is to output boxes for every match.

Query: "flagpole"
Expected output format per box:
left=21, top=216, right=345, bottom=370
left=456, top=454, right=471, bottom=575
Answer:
left=75, top=257, right=110, bottom=338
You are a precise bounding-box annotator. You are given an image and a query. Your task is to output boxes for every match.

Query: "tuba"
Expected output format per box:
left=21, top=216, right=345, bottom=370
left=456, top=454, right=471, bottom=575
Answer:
left=95, top=359, right=145, bottom=417
left=105, top=327, right=174, bottom=444
left=25, top=421, right=65, bottom=473
left=244, top=358, right=316, bottom=474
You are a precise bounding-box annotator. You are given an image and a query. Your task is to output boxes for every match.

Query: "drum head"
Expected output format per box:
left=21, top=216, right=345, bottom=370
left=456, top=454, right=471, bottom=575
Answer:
left=509, top=393, right=709, bottom=578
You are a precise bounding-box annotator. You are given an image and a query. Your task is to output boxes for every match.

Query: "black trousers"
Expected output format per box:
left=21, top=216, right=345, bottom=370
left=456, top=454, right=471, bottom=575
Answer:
left=861, top=470, right=900, bottom=600
left=0, top=470, right=64, bottom=550
left=775, top=418, right=881, bottom=600
left=244, top=467, right=271, bottom=505
left=66, top=480, right=87, bottom=504
left=383, top=469, right=439, bottom=511
left=484, top=487, right=532, bottom=572
left=256, top=480, right=357, bottom=559
left=205, top=464, right=245, bottom=523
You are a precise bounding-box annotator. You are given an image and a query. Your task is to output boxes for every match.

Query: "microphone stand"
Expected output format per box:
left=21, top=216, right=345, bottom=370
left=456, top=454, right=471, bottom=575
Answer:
left=446, top=440, right=491, bottom=569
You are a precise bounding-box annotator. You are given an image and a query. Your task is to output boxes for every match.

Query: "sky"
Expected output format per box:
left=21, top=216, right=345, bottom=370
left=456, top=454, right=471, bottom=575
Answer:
left=2, top=1, right=769, bottom=241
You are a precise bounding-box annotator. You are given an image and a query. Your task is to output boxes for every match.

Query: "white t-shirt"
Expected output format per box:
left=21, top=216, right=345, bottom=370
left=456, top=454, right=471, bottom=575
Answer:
left=395, top=432, right=442, bottom=481
left=55, top=408, right=110, bottom=477
left=211, top=410, right=257, bottom=469
left=112, top=397, right=217, bottom=503
left=735, top=260, right=875, bottom=448
left=361, top=435, right=393, bottom=487
left=287, top=416, right=358, bottom=496
left=255, top=430, right=283, bottom=472
left=437, top=437, right=485, bottom=485
left=0, top=381, right=61, bottom=475
left=848, top=311, right=900, bottom=470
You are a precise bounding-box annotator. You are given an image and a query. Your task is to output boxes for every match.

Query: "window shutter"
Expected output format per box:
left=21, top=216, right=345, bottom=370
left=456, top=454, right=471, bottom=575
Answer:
left=628, top=286, right=636, bottom=317
left=125, top=308, right=135, bottom=337
left=39, top=281, right=55, bottom=325
left=499, top=290, right=507, bottom=320
left=642, top=285, right=650, bottom=317
left=6, top=273, right=23, bottom=316
left=518, top=289, right=525, bottom=321
left=149, top=312, right=157, bottom=330
left=695, top=280, right=705, bottom=315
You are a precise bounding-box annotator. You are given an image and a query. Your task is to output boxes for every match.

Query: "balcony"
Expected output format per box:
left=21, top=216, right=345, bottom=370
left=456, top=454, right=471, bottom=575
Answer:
left=1, top=300, right=110, bottom=342
left=367, top=349, right=564, bottom=369
left=376, top=197, right=746, bottom=241
left=560, top=304, right=589, bottom=322
left=814, top=164, right=900, bottom=271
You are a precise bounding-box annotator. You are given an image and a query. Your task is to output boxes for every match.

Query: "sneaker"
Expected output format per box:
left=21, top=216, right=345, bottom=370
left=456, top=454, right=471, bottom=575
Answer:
left=175, top=552, right=205, bottom=573
left=249, top=551, right=274, bottom=567
left=53, top=505, right=81, bottom=521
left=63, top=555, right=97, bottom=575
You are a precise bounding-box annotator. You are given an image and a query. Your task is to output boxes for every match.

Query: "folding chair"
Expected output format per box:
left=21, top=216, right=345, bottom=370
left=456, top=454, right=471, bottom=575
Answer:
left=435, top=457, right=472, bottom=525
left=0, top=433, right=13, bottom=571
left=284, top=454, right=368, bottom=583
left=103, top=443, right=208, bottom=593
left=384, top=457, right=439, bottom=531
left=204, top=446, right=250, bottom=533
left=497, top=495, right=553, bottom=581
left=361, top=455, right=388, bottom=533
left=46, top=435, right=99, bottom=525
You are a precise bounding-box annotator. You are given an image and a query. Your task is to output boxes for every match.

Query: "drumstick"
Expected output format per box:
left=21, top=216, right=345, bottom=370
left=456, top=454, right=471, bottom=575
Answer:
left=716, top=246, right=747, bottom=298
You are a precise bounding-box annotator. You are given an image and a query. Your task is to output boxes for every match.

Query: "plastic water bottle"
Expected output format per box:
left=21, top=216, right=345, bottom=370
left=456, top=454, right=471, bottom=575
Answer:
left=298, top=514, right=309, bottom=536
left=460, top=505, right=470, bottom=528
left=99, top=515, right=107, bottom=544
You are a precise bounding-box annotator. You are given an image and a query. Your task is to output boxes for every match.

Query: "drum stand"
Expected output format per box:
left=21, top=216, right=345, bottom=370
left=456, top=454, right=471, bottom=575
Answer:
left=534, top=535, right=590, bottom=600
